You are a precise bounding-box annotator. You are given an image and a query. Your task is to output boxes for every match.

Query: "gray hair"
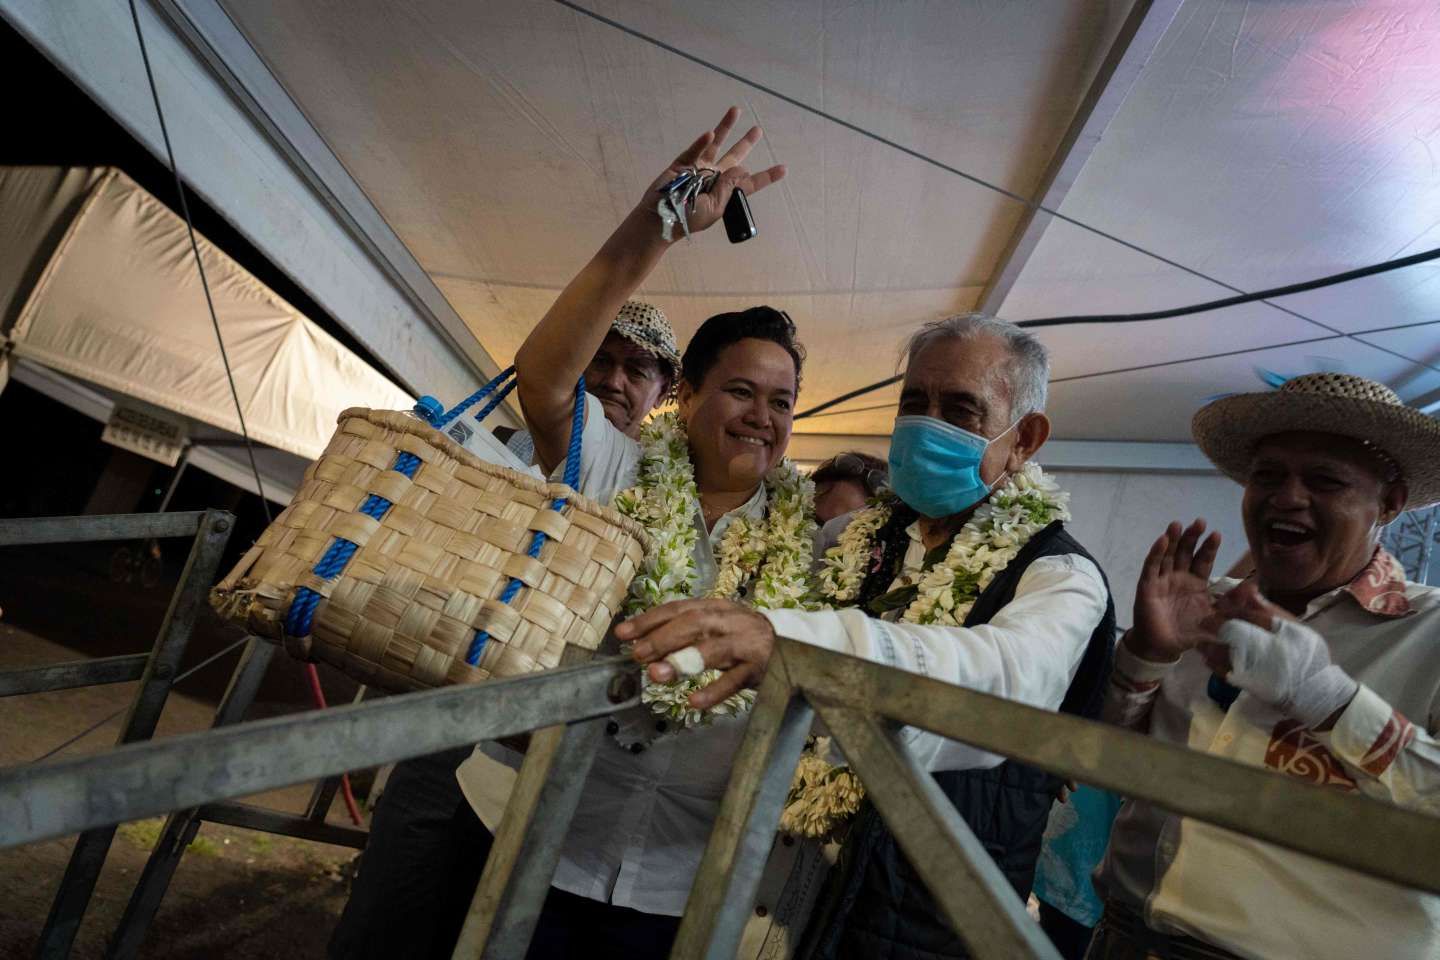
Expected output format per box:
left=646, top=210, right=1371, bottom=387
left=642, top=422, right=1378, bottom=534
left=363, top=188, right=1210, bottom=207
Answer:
left=902, top=313, right=1049, bottom=419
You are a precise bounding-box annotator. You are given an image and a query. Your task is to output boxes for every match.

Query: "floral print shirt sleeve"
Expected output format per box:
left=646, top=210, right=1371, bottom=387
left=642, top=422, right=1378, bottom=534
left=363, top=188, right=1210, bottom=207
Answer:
left=1318, top=683, right=1440, bottom=815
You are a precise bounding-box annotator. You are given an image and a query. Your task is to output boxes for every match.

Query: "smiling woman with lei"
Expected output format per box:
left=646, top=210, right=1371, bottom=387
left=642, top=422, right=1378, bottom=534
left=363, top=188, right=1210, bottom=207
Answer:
left=441, top=108, right=837, bottom=954
left=614, top=410, right=817, bottom=729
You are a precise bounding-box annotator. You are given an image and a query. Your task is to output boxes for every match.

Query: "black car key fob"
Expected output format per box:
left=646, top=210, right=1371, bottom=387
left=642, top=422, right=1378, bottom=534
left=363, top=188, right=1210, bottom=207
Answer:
left=724, top=187, right=757, bottom=243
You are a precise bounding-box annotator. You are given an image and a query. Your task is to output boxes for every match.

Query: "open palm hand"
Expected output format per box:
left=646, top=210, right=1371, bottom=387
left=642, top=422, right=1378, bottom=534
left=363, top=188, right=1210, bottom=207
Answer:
left=1132, top=519, right=1222, bottom=661
left=641, top=107, right=786, bottom=236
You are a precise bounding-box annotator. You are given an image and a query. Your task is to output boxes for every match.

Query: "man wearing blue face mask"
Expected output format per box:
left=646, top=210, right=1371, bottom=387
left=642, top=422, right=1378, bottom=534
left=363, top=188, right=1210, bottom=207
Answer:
left=624, top=313, right=1116, bottom=959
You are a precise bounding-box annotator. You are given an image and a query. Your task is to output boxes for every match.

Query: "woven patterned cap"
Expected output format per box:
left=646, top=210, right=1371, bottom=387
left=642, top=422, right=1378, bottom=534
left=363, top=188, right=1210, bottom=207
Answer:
left=1192, top=372, right=1440, bottom=507
left=612, top=300, right=681, bottom=377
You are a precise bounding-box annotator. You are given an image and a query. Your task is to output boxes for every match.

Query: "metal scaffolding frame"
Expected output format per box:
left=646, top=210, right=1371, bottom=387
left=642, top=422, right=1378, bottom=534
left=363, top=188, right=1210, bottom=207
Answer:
left=4, top=632, right=1438, bottom=959
left=0, top=512, right=361, bottom=959
left=0, top=510, right=234, bottom=957
left=1383, top=505, right=1440, bottom=585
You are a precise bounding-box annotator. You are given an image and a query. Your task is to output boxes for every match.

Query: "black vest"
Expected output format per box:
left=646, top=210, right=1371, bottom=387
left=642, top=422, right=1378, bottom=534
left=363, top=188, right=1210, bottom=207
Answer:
left=799, top=521, right=1116, bottom=960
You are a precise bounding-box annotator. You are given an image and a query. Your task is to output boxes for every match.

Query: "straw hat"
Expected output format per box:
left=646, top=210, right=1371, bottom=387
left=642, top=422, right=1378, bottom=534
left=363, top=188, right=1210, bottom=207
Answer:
left=1192, top=372, right=1440, bottom=507
left=612, top=300, right=681, bottom=380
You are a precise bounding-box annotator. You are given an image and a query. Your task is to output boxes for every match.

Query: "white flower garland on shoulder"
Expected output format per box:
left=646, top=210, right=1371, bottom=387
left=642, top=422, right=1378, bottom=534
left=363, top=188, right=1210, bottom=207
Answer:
left=899, top=461, right=1070, bottom=625
left=612, top=412, right=817, bottom=731
left=784, top=462, right=1070, bottom=839
left=815, top=461, right=1070, bottom=623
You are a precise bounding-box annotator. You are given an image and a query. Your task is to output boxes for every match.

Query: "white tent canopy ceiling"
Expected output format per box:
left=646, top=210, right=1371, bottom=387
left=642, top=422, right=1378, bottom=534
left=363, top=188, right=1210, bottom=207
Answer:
left=0, top=165, right=413, bottom=501
left=207, top=0, right=1440, bottom=451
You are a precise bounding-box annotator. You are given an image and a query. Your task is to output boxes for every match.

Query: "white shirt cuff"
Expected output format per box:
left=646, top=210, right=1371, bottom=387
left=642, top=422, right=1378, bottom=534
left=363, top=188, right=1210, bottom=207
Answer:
left=1113, top=635, right=1181, bottom=684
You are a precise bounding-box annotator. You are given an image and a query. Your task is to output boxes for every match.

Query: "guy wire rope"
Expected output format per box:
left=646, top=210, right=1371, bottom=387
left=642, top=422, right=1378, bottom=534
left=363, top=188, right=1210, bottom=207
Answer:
left=125, top=0, right=363, bottom=825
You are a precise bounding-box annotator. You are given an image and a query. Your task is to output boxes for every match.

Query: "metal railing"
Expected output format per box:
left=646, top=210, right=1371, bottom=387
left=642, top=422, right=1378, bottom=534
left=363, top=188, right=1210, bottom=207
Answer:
left=2, top=631, right=1438, bottom=958
left=0, top=510, right=234, bottom=957
left=670, top=639, right=1440, bottom=959
left=0, top=657, right=636, bottom=848
left=0, top=647, right=637, bottom=956
left=0, top=511, right=362, bottom=959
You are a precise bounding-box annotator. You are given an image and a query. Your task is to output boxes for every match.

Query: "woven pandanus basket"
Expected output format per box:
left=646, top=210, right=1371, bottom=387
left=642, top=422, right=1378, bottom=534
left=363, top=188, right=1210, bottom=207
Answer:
left=211, top=406, right=649, bottom=692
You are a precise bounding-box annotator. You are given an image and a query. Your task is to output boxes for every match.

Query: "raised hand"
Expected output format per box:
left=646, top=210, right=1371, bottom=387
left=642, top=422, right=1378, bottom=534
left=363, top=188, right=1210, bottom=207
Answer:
left=1130, top=519, right=1222, bottom=662
left=641, top=106, right=787, bottom=238
left=515, top=108, right=786, bottom=473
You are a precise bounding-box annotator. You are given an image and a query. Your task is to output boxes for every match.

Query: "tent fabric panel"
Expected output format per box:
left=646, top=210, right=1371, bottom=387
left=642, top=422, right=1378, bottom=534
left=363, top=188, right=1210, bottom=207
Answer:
left=0, top=166, right=107, bottom=333
left=217, top=0, right=1129, bottom=436
left=11, top=168, right=293, bottom=446
left=248, top=318, right=414, bottom=457
left=8, top=167, right=411, bottom=459
left=4, top=0, right=504, bottom=405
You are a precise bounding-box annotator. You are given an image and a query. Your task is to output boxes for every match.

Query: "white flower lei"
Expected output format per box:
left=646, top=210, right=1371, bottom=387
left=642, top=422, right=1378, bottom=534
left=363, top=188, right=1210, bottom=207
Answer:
left=815, top=461, right=1069, bottom=624
left=613, top=412, right=817, bottom=730
left=813, top=501, right=889, bottom=605
left=786, top=462, right=1070, bottom=839
left=779, top=736, right=865, bottom=842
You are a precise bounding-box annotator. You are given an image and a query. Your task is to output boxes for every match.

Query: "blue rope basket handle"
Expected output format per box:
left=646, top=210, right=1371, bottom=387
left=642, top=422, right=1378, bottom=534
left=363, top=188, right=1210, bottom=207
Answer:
left=285, top=368, right=587, bottom=669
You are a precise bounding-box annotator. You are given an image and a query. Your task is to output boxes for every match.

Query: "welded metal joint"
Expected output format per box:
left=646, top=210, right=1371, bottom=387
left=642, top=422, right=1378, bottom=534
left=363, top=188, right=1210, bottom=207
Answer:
left=607, top=667, right=639, bottom=704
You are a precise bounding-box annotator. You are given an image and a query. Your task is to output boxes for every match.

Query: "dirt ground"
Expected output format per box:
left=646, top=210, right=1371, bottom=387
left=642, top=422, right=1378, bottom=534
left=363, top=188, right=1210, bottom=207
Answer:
left=0, top=551, right=374, bottom=959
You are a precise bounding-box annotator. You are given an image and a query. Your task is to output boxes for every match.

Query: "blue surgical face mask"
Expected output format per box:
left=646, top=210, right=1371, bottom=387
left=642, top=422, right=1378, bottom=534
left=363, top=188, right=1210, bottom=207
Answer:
left=887, top=415, right=1018, bottom=518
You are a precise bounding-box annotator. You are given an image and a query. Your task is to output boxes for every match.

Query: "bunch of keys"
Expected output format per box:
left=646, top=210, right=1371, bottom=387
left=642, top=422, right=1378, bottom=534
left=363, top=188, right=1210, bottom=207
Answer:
left=656, top=167, right=717, bottom=241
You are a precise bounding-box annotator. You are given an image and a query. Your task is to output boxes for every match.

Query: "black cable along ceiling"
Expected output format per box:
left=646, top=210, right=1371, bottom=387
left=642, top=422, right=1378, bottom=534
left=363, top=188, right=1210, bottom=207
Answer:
left=548, top=0, right=1440, bottom=420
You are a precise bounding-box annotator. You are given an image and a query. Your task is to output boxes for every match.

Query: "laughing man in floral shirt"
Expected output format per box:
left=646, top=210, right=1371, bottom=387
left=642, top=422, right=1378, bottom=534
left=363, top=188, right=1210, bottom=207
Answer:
left=1092, top=373, right=1440, bottom=960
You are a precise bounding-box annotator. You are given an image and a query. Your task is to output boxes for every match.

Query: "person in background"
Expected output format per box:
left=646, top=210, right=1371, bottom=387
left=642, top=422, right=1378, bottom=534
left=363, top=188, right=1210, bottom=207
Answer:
left=1093, top=372, right=1440, bottom=960
left=1032, top=781, right=1123, bottom=959
left=481, top=300, right=680, bottom=463
left=810, top=451, right=888, bottom=524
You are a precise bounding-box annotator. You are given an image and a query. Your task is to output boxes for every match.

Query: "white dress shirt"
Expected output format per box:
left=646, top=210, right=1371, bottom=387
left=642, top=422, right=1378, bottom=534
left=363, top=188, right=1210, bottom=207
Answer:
left=1095, top=549, right=1440, bottom=960
left=457, top=404, right=1106, bottom=946
left=767, top=516, right=1108, bottom=774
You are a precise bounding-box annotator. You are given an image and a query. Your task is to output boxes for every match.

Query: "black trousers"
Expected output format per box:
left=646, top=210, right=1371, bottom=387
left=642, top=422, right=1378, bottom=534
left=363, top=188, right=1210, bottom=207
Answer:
left=1038, top=899, right=1096, bottom=960
left=328, top=748, right=680, bottom=960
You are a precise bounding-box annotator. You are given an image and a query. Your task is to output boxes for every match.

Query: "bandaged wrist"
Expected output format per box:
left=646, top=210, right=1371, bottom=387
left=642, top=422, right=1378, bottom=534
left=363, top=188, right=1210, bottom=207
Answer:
left=1220, top=618, right=1357, bottom=729
left=1291, top=663, right=1359, bottom=729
